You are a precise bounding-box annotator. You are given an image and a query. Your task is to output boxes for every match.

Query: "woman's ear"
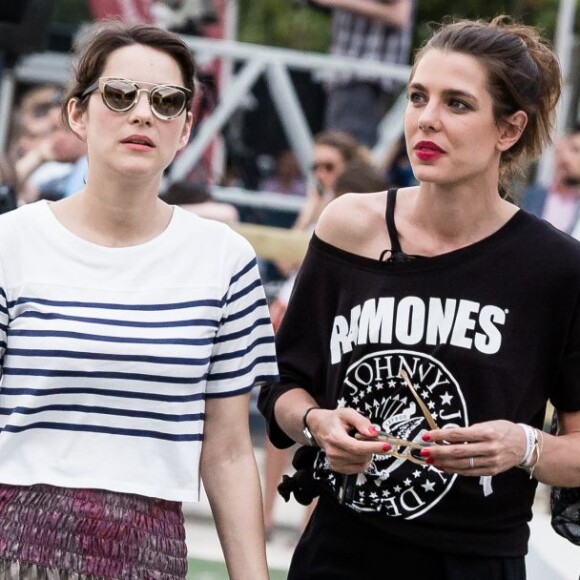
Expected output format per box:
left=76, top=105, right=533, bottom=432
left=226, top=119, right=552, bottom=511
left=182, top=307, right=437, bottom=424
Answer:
left=176, top=111, right=193, bottom=151
left=496, top=110, right=528, bottom=152
left=66, top=98, right=88, bottom=142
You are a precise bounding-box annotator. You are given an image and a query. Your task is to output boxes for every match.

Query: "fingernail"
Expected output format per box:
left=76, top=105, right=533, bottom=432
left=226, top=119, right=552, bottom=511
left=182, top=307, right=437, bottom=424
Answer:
left=426, top=458, right=435, bottom=464
left=420, top=449, right=431, bottom=457
left=382, top=443, right=391, bottom=452
left=369, top=426, right=378, bottom=436
left=422, top=433, right=431, bottom=442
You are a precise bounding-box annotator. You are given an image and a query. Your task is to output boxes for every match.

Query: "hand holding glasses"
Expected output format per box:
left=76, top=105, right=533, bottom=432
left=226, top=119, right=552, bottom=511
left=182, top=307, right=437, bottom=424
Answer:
left=81, top=77, right=192, bottom=121
left=356, top=370, right=438, bottom=466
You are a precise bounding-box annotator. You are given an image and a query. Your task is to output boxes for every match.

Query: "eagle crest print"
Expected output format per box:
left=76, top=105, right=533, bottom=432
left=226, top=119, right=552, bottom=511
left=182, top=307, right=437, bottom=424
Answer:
left=312, top=350, right=468, bottom=519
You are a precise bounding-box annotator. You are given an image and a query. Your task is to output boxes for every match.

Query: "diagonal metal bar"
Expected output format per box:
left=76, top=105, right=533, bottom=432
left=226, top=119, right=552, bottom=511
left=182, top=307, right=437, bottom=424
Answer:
left=169, top=57, right=268, bottom=181
left=265, top=61, right=313, bottom=175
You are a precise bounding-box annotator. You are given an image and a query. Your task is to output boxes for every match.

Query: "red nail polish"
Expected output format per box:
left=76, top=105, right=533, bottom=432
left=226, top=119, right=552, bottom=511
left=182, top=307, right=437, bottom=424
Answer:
left=426, top=458, right=435, bottom=464
left=383, top=443, right=391, bottom=452
left=369, top=426, right=378, bottom=436
left=420, top=449, right=431, bottom=457
left=422, top=433, right=431, bottom=442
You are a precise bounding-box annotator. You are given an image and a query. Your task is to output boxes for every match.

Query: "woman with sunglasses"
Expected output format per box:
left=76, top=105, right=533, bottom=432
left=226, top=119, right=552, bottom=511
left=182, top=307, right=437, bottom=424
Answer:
left=260, top=16, right=580, bottom=580
left=292, top=130, right=370, bottom=232
left=0, top=22, right=277, bottom=579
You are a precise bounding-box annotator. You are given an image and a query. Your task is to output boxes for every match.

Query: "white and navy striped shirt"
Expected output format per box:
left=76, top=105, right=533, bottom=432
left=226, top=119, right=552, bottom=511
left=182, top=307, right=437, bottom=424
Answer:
left=0, top=201, right=278, bottom=502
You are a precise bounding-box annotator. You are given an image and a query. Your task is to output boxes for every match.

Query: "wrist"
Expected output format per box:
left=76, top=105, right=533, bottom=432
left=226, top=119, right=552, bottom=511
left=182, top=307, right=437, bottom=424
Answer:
left=302, top=406, right=320, bottom=447
left=516, top=423, right=544, bottom=478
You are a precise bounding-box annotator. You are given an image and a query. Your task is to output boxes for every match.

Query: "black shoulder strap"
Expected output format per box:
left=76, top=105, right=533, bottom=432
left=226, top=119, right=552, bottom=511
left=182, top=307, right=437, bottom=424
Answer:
left=385, top=188, right=402, bottom=254
left=379, top=188, right=402, bottom=262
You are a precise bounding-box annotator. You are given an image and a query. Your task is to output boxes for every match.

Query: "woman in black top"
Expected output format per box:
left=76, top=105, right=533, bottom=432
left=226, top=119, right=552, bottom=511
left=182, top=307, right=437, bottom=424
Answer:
left=259, top=16, right=580, bottom=580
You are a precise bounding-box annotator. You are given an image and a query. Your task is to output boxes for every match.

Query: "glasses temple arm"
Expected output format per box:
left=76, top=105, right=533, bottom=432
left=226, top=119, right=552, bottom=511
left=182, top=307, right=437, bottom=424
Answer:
left=399, top=369, right=439, bottom=431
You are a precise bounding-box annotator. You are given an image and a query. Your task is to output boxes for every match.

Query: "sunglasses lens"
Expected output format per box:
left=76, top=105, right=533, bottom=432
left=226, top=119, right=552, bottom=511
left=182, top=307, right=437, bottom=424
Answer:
left=150, top=86, right=186, bottom=119
left=103, top=80, right=137, bottom=111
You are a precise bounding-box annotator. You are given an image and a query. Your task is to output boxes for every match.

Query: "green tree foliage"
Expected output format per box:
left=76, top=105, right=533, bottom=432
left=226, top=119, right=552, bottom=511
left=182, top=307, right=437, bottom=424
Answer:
left=237, top=0, right=577, bottom=52
left=237, top=0, right=331, bottom=52
left=415, top=0, right=567, bottom=46
left=52, top=0, right=91, bottom=24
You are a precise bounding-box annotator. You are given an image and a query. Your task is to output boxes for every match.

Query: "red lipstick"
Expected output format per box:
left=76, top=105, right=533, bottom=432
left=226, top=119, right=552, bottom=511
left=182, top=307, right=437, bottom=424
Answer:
left=414, top=140, right=445, bottom=161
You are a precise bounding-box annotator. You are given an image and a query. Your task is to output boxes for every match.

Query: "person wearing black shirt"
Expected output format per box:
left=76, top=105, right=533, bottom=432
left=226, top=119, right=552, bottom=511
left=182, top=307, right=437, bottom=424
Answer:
left=259, top=16, right=580, bottom=580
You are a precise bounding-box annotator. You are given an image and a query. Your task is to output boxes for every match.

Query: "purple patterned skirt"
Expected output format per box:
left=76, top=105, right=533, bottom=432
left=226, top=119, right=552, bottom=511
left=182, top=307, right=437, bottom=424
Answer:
left=0, top=484, right=188, bottom=579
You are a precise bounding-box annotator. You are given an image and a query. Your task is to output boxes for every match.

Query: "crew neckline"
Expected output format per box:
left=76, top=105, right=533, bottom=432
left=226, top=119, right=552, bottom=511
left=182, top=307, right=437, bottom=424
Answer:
left=38, top=199, right=182, bottom=253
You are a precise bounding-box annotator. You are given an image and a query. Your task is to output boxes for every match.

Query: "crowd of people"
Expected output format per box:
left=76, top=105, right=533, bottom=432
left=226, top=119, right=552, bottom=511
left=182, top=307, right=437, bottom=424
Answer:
left=0, top=4, right=579, bottom=580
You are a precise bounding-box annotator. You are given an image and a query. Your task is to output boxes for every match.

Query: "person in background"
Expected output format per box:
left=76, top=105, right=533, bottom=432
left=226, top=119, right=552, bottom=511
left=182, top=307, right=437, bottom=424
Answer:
left=161, top=179, right=240, bottom=224
left=0, top=22, right=277, bottom=579
left=260, top=16, right=580, bottom=579
left=292, top=130, right=370, bottom=232
left=259, top=149, right=307, bottom=197
left=12, top=85, right=87, bottom=203
left=312, top=0, right=415, bottom=148
left=520, top=126, right=580, bottom=233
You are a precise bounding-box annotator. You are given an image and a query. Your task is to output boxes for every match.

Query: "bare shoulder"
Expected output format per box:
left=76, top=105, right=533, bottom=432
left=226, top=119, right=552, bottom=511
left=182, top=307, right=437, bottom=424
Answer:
left=315, top=191, right=389, bottom=256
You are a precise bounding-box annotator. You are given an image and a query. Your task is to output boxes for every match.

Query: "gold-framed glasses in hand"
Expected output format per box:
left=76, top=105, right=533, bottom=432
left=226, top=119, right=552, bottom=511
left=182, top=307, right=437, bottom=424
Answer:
left=358, top=370, right=439, bottom=466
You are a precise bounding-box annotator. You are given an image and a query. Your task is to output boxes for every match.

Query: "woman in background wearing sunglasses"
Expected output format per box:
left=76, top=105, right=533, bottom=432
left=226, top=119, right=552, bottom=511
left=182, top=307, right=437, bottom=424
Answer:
left=292, top=130, right=370, bottom=232
left=260, top=16, right=580, bottom=580
left=0, top=22, right=277, bottom=579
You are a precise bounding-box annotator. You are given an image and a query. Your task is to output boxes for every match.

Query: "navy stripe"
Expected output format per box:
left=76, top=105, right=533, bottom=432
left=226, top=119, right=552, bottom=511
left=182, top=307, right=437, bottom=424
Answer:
left=10, top=329, right=213, bottom=346
left=0, top=386, right=204, bottom=403
left=1, top=422, right=202, bottom=441
left=210, top=335, right=275, bottom=363
left=230, top=257, right=257, bottom=286
left=214, top=317, right=273, bottom=344
left=6, top=348, right=211, bottom=367
left=9, top=297, right=222, bottom=311
left=0, top=287, right=6, bottom=300
left=0, top=404, right=203, bottom=422
left=223, top=297, right=267, bottom=324
left=229, top=278, right=262, bottom=304
left=0, top=304, right=7, bottom=316
left=18, top=311, right=219, bottom=329
left=0, top=322, right=7, bottom=334
left=208, top=355, right=277, bottom=381
left=3, top=367, right=204, bottom=384
left=0, top=340, right=6, bottom=350
left=205, top=373, right=280, bottom=399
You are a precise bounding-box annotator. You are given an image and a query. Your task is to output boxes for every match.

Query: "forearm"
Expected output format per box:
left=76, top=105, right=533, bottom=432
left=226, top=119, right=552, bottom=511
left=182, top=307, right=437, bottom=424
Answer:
left=201, top=446, right=269, bottom=579
left=274, top=388, right=320, bottom=446
left=529, top=431, right=580, bottom=487
left=15, top=148, right=47, bottom=183
left=316, top=0, right=412, bottom=27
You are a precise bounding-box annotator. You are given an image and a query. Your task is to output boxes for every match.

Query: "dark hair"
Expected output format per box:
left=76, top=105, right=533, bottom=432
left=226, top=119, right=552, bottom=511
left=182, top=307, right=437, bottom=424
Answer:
left=334, top=160, right=389, bottom=197
left=0, top=155, right=19, bottom=214
left=63, top=22, right=196, bottom=123
left=161, top=180, right=211, bottom=205
left=412, top=16, right=561, bottom=185
left=314, top=130, right=369, bottom=164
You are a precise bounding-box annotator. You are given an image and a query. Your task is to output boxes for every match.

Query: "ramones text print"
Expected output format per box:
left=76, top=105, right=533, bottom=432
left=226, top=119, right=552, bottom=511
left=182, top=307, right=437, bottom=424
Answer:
left=330, top=296, right=508, bottom=364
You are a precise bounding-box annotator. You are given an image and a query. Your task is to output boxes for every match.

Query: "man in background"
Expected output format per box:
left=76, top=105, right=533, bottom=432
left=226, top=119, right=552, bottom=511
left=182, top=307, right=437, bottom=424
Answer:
left=312, top=0, right=415, bottom=148
left=521, top=126, right=580, bottom=235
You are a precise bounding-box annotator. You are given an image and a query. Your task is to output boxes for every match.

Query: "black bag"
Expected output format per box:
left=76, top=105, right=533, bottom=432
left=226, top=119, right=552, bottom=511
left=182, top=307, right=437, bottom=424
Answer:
left=550, top=485, right=580, bottom=545
left=550, top=411, right=580, bottom=544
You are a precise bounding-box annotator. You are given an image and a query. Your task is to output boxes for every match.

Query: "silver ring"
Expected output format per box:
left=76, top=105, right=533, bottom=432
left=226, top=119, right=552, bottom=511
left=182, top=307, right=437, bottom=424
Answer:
left=469, top=457, right=475, bottom=469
